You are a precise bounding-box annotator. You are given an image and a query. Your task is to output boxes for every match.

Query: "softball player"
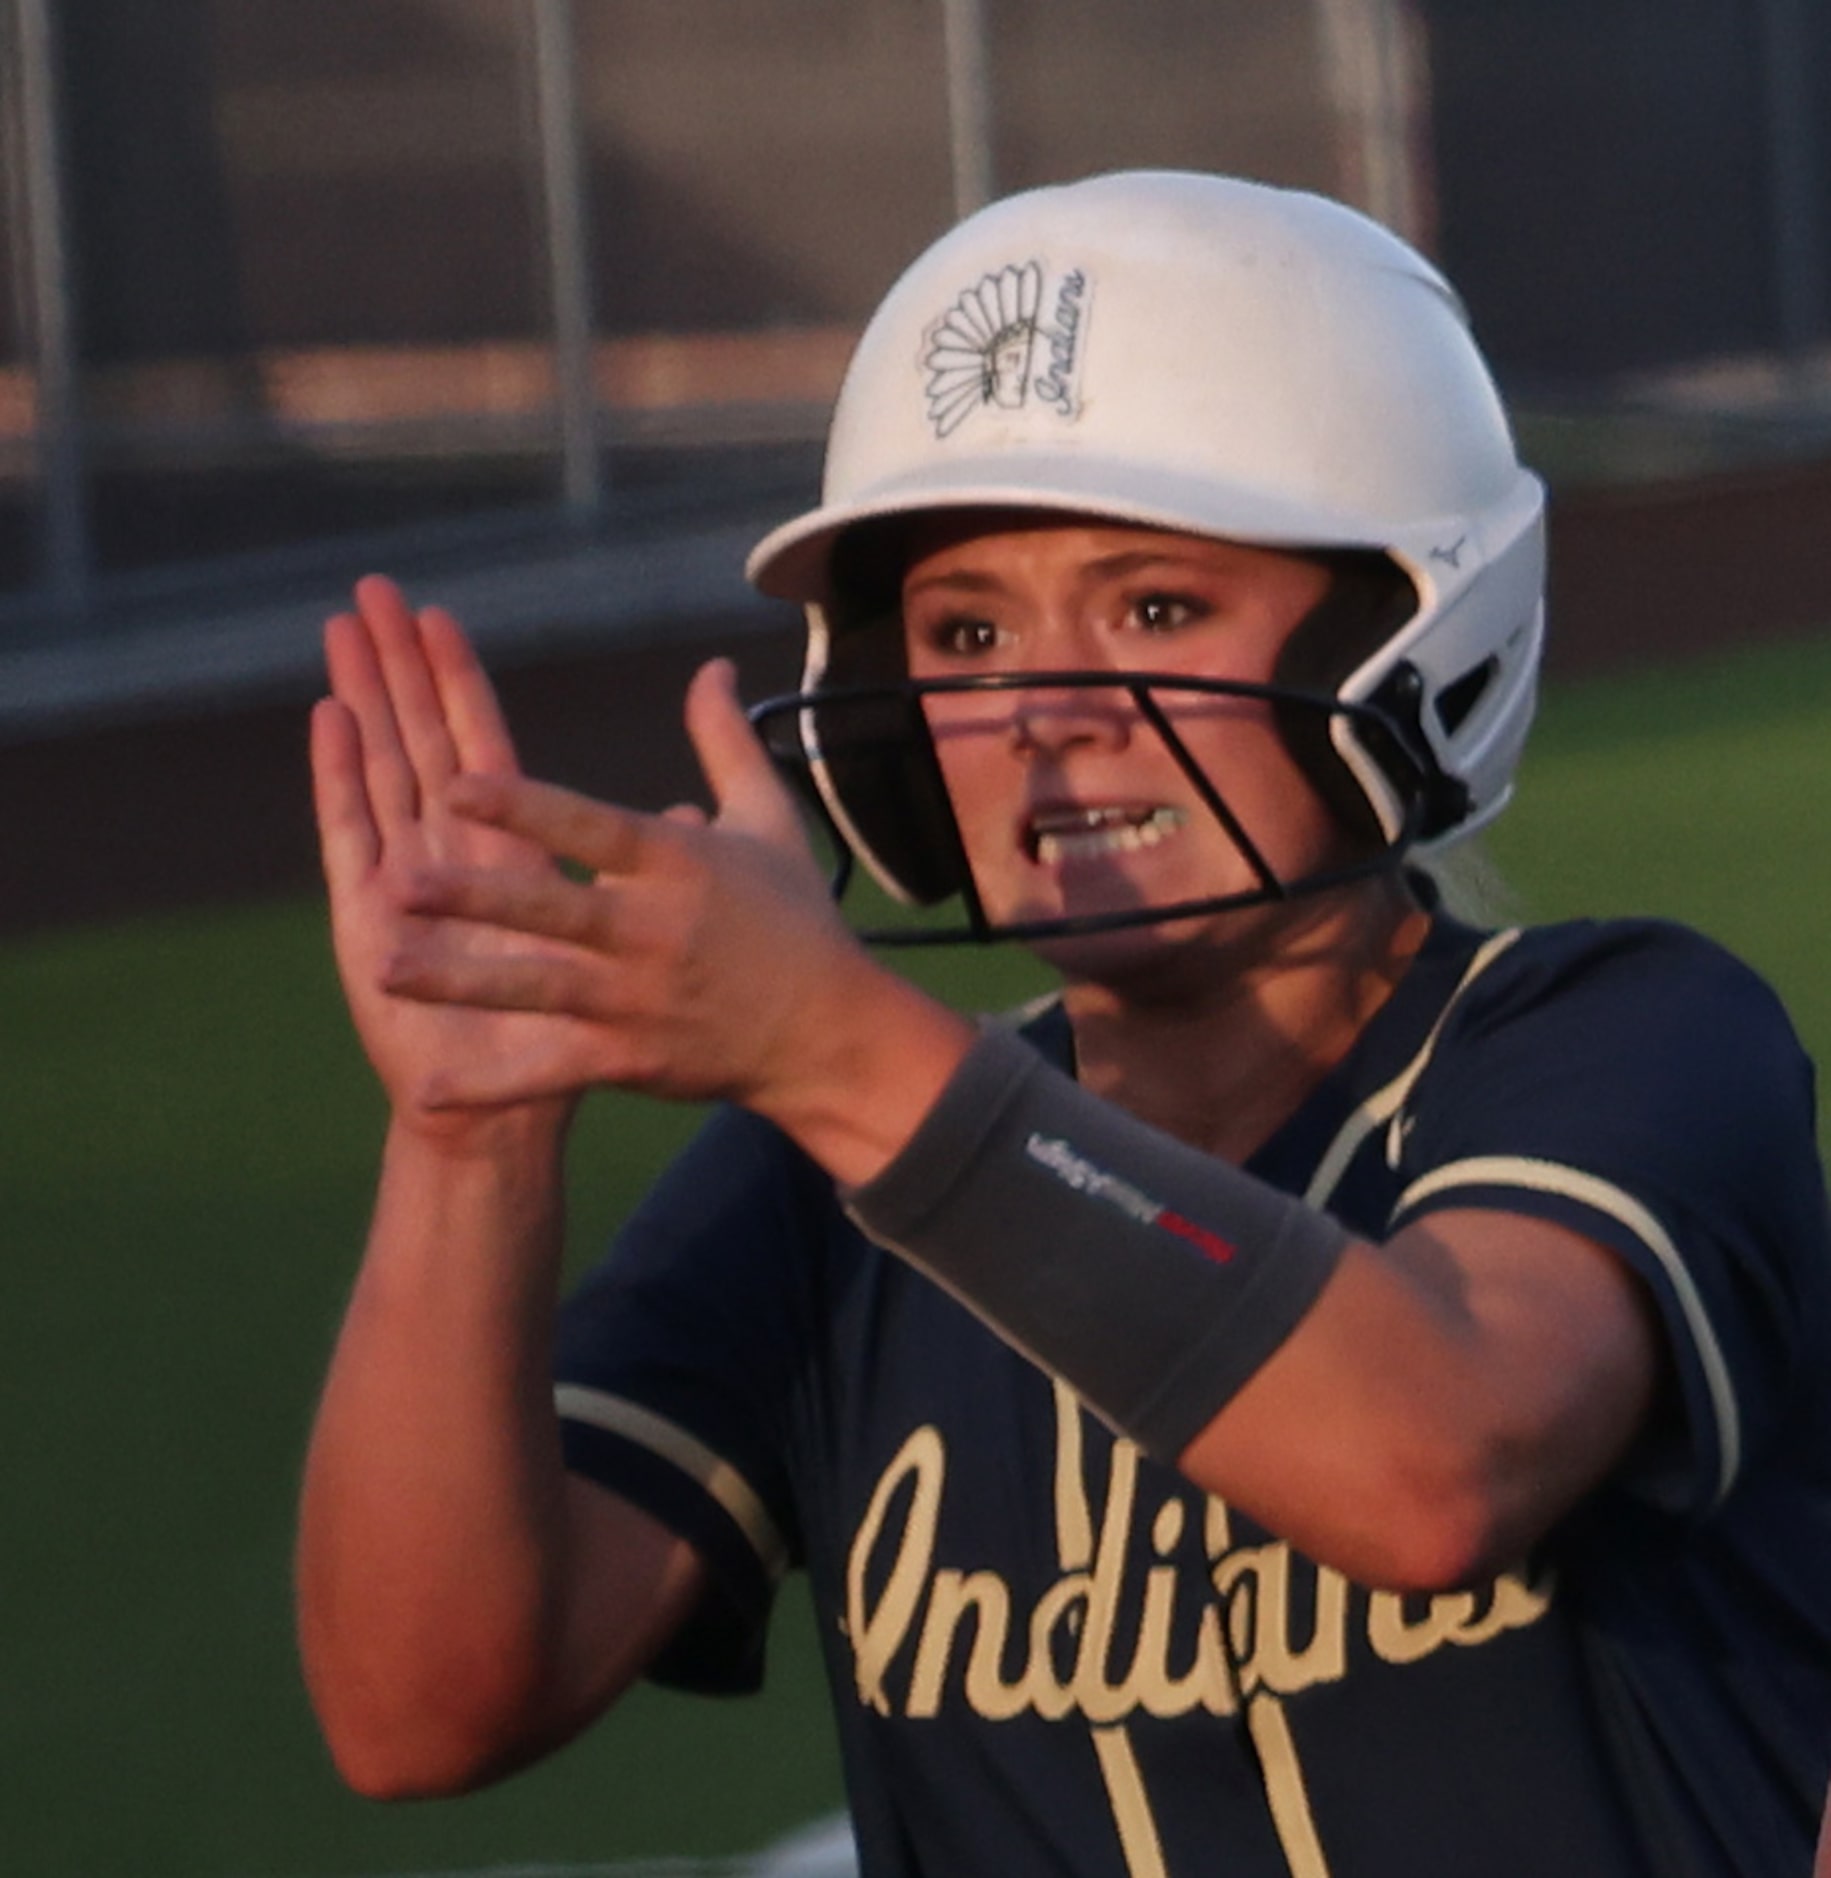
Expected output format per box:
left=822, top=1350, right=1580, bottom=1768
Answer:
left=299, top=172, right=1831, bottom=1875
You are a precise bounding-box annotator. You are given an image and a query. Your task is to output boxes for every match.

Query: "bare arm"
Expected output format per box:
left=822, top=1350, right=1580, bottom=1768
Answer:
left=351, top=596, right=1657, bottom=1602
left=297, top=1111, right=705, bottom=1796
left=298, top=579, right=724, bottom=1796
left=1182, top=1205, right=1661, bottom=1589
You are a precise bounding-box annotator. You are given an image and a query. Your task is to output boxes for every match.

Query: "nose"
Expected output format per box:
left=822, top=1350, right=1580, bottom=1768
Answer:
left=1008, top=678, right=1134, bottom=759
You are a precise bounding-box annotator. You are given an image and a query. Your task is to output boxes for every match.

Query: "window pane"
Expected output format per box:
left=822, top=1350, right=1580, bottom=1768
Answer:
left=574, top=0, right=956, bottom=509
left=61, top=0, right=561, bottom=574
left=988, top=0, right=1339, bottom=198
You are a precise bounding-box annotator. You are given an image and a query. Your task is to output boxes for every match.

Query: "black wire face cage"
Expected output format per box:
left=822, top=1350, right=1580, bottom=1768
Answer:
left=747, top=671, right=1435, bottom=947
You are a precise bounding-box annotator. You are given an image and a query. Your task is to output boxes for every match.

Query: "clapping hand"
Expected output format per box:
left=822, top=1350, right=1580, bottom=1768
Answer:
left=311, top=576, right=867, bottom=1136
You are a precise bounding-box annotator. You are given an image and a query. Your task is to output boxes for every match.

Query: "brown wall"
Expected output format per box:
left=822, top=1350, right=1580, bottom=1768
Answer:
left=39, top=1, right=1831, bottom=377
left=7, top=455, right=1831, bottom=936
left=1425, top=0, right=1831, bottom=380
left=54, top=0, right=1335, bottom=358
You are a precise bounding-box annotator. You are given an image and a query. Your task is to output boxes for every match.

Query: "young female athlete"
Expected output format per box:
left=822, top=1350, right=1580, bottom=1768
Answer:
left=298, top=172, right=1831, bottom=1876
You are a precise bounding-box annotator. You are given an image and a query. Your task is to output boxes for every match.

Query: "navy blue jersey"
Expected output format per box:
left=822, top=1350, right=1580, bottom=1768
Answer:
left=555, top=916, right=1831, bottom=1877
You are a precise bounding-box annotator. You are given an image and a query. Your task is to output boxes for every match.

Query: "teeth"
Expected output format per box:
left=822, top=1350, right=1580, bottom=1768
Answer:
left=1031, top=806, right=1186, bottom=865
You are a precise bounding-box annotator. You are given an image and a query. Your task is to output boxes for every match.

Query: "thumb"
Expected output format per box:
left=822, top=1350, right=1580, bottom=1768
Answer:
left=683, top=658, right=805, bottom=847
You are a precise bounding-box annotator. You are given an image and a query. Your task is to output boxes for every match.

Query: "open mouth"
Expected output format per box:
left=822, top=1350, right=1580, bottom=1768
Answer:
left=1024, top=804, right=1188, bottom=866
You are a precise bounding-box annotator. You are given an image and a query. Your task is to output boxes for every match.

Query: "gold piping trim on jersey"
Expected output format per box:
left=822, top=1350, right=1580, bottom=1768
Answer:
left=1394, top=1155, right=1741, bottom=1503
left=1052, top=1378, right=1096, bottom=1570
left=553, top=1384, right=791, bottom=1580
left=1058, top=1384, right=1174, bottom=1877
left=1003, top=989, right=1070, bottom=1030
left=1027, top=940, right=1536, bottom=1878
left=1247, top=1693, right=1334, bottom=1878
left=1091, top=1725, right=1173, bottom=1878
left=1303, top=928, right=1523, bottom=1211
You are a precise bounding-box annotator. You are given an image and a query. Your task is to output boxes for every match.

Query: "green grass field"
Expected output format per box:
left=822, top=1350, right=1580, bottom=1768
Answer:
left=4, top=630, right=1830, bottom=1876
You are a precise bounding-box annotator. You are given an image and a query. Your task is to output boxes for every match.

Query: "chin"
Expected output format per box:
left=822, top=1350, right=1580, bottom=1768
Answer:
left=1024, top=901, right=1254, bottom=993
left=1023, top=880, right=1385, bottom=997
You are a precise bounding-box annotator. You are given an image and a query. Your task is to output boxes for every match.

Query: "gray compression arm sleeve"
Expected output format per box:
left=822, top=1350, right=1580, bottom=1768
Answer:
left=845, top=1024, right=1349, bottom=1461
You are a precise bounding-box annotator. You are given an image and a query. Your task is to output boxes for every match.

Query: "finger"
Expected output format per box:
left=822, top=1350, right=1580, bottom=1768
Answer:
left=353, top=574, right=462, bottom=796
left=396, top=862, right=621, bottom=954
left=383, top=939, right=618, bottom=1031
left=310, top=695, right=381, bottom=885
left=683, top=659, right=804, bottom=846
left=413, top=1053, right=595, bottom=1115
left=419, top=605, right=521, bottom=777
left=323, top=610, right=418, bottom=829
left=446, top=771, right=655, bottom=877
left=409, top=1037, right=632, bottom=1115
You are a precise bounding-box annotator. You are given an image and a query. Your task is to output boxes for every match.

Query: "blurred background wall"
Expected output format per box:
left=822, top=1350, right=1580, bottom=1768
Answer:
left=2, top=13, right=1830, bottom=1875
left=4, top=0, right=1827, bottom=740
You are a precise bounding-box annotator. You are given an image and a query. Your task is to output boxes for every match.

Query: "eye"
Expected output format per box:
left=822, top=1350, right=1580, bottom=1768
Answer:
left=1129, top=591, right=1208, bottom=634
left=924, top=613, right=1005, bottom=657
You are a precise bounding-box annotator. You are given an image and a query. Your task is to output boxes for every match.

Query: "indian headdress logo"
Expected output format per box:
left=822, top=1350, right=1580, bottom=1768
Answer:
left=922, top=260, right=1090, bottom=437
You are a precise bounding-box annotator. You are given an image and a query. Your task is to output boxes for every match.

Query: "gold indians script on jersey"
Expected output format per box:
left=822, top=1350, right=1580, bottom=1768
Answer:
left=842, top=1382, right=1554, bottom=1876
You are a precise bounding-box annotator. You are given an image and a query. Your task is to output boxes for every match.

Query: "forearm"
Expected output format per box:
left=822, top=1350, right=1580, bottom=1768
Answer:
left=750, top=956, right=979, bottom=1189
left=296, top=1109, right=580, bottom=1792
left=847, top=1028, right=1659, bottom=1590
left=846, top=1025, right=1347, bottom=1459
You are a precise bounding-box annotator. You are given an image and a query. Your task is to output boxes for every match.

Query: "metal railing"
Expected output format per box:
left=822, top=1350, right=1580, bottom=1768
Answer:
left=2, top=0, right=1825, bottom=721
left=11, top=0, right=90, bottom=615
left=0, top=0, right=1004, bottom=655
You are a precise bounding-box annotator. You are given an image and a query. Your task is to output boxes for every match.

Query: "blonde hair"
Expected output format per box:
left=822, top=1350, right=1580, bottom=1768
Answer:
left=1416, top=839, right=1522, bottom=929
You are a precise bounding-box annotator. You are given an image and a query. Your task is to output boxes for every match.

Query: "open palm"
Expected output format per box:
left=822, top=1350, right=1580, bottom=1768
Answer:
left=312, top=576, right=594, bottom=1127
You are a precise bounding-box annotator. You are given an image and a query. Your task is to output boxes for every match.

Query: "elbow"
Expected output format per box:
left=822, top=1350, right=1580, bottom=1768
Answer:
left=1247, top=1432, right=1535, bottom=1594
left=1180, top=1400, right=1573, bottom=1593
left=324, top=1744, right=447, bottom=1805
left=1366, top=1493, right=1510, bottom=1594
left=303, top=1634, right=560, bottom=1801
left=319, top=1718, right=496, bottom=1804
left=1349, top=1444, right=1546, bottom=1593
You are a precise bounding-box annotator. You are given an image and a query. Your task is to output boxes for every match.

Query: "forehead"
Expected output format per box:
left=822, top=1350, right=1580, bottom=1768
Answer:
left=895, top=507, right=1320, bottom=589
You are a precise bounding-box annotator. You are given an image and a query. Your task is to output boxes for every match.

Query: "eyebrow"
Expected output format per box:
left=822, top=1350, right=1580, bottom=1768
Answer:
left=904, top=547, right=1230, bottom=602
left=1083, top=550, right=1218, bottom=580
left=902, top=568, right=1008, bottom=600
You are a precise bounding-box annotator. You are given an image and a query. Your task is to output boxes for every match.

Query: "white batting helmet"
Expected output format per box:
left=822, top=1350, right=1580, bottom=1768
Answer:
left=746, top=170, right=1544, bottom=933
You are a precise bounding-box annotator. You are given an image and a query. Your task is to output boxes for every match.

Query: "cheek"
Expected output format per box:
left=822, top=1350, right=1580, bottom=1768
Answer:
left=920, top=700, right=1010, bottom=824
left=1152, top=694, right=1279, bottom=784
left=1171, top=707, right=1343, bottom=853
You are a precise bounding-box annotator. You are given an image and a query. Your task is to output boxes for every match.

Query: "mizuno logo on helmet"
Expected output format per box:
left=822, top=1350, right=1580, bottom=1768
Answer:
left=922, top=262, right=1089, bottom=437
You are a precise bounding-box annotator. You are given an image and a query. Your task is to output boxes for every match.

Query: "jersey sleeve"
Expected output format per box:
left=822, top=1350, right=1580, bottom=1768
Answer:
left=553, top=1104, right=827, bottom=1694
left=1388, top=919, right=1831, bottom=1515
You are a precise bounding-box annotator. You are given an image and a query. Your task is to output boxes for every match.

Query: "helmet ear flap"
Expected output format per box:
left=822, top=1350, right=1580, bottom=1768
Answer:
left=796, top=523, right=974, bottom=906
left=1272, top=552, right=1432, bottom=847
left=805, top=617, right=969, bottom=905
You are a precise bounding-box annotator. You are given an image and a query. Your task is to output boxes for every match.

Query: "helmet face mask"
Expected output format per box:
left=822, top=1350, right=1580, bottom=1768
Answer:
left=747, top=661, right=1434, bottom=947
left=745, top=170, right=1545, bottom=945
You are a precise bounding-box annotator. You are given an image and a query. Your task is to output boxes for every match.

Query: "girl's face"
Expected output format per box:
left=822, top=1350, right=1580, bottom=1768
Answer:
left=898, top=511, right=1355, bottom=980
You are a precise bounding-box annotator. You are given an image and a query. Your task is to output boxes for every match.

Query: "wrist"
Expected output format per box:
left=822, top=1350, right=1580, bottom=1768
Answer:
left=386, top=1093, right=578, bottom=1167
left=749, top=960, right=978, bottom=1188
left=366, top=1103, right=574, bottom=1323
